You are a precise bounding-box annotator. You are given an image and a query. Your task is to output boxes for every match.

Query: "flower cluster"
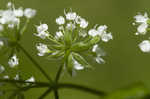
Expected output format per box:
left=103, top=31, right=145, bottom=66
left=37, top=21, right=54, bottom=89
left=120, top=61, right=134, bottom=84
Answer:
left=0, top=2, right=36, bottom=67
left=0, top=2, right=36, bottom=84
left=133, top=12, right=150, bottom=52
left=35, top=10, right=113, bottom=75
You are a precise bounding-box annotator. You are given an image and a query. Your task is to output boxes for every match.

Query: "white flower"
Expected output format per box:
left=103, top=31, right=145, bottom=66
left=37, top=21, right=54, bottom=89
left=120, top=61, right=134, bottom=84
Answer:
left=35, top=24, right=49, bottom=39
left=101, top=33, right=113, bottom=42
left=92, top=44, right=98, bottom=52
left=134, top=13, right=149, bottom=23
left=14, top=8, right=24, bottom=17
left=139, top=40, right=150, bottom=52
left=80, top=18, right=88, bottom=28
left=88, top=29, right=99, bottom=37
left=97, top=25, right=107, bottom=35
left=24, top=8, right=36, bottom=18
left=0, top=65, right=5, bottom=73
left=55, top=31, right=63, bottom=39
left=26, top=76, right=35, bottom=82
left=137, top=23, right=148, bottom=35
left=66, top=12, right=77, bottom=20
left=37, top=24, right=48, bottom=33
left=73, top=60, right=84, bottom=70
left=0, top=10, right=20, bottom=26
left=56, top=16, right=65, bottom=25
left=36, top=43, right=50, bottom=56
left=7, top=2, right=12, bottom=8
left=0, top=24, right=4, bottom=32
left=8, top=54, right=19, bottom=68
left=75, top=16, right=82, bottom=24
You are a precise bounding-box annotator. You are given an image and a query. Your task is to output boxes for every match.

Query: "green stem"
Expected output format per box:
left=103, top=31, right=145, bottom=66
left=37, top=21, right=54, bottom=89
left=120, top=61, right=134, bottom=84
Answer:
left=0, top=79, right=49, bottom=87
left=0, top=79, right=107, bottom=97
left=38, top=87, right=53, bottom=99
left=57, top=83, right=107, bottom=96
left=54, top=90, right=59, bottom=99
left=17, top=43, right=53, bottom=83
left=55, top=64, right=64, bottom=83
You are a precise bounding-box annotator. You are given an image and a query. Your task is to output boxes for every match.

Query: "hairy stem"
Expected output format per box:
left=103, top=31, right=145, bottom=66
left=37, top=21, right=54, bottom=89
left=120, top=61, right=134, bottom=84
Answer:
left=57, top=83, right=107, bottom=96
left=17, top=43, right=53, bottom=83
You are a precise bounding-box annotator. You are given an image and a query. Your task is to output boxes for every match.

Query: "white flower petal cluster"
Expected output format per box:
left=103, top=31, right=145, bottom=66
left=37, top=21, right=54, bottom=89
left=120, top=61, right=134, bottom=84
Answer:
left=36, top=43, right=50, bottom=56
left=35, top=24, right=49, bottom=39
left=134, top=13, right=149, bottom=35
left=88, top=25, right=113, bottom=42
left=56, top=11, right=88, bottom=30
left=34, top=9, right=113, bottom=75
left=0, top=2, right=36, bottom=29
left=8, top=54, right=19, bottom=68
left=56, top=16, right=65, bottom=25
left=92, top=44, right=105, bottom=64
left=139, top=40, right=150, bottom=52
left=24, top=8, right=36, bottom=19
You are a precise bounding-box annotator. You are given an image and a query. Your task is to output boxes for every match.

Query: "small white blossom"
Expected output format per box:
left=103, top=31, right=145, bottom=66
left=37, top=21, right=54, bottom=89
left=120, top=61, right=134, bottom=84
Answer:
left=7, top=2, right=12, bottom=8
left=73, top=60, right=84, bottom=70
left=134, top=13, right=149, bottom=23
left=8, top=54, right=19, bottom=68
left=14, top=8, right=24, bottom=17
left=80, top=18, right=88, bottom=28
left=0, top=65, right=5, bottom=73
left=26, top=76, right=35, bottom=82
left=55, top=31, right=63, bottom=39
left=56, top=16, right=65, bottom=25
left=92, top=44, right=98, bottom=52
left=37, top=24, right=48, bottom=33
left=75, top=16, right=82, bottom=24
left=101, top=33, right=113, bottom=42
left=137, top=23, right=148, bottom=35
left=139, top=40, right=150, bottom=52
left=88, top=29, right=99, bottom=37
left=97, top=25, right=107, bottom=35
left=66, top=12, right=77, bottom=20
left=36, top=43, right=50, bottom=56
left=134, top=12, right=149, bottom=35
left=24, top=8, right=36, bottom=18
left=35, top=24, right=49, bottom=39
left=0, top=10, right=20, bottom=26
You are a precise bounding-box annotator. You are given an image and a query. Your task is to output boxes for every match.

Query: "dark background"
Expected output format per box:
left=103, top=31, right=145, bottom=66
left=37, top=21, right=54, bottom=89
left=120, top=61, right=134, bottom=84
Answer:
left=1, top=0, right=150, bottom=99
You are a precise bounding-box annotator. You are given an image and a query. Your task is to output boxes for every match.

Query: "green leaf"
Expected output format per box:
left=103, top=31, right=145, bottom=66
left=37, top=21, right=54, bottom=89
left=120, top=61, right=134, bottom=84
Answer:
left=64, top=29, right=72, bottom=47
left=72, top=52, right=91, bottom=69
left=104, top=83, right=150, bottom=99
left=67, top=53, right=74, bottom=76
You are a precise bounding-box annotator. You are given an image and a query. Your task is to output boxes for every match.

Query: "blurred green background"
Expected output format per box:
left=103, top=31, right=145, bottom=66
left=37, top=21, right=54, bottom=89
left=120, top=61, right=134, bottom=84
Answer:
left=1, top=0, right=150, bottom=99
